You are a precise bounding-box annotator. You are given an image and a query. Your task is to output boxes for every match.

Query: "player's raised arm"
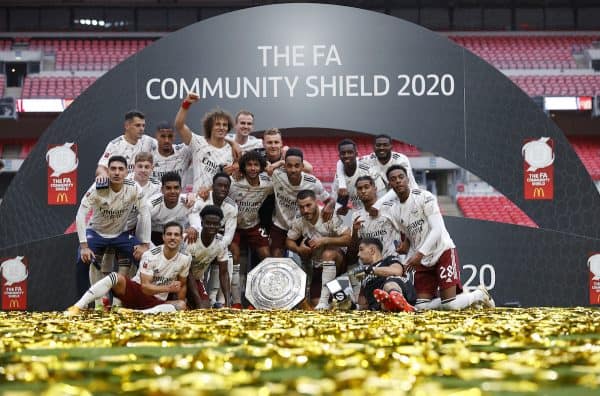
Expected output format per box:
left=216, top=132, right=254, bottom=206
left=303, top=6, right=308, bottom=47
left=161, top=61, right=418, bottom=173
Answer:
left=174, top=92, right=199, bottom=145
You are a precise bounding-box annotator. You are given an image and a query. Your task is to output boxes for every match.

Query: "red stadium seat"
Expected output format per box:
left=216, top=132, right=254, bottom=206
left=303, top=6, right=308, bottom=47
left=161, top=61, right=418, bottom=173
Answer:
left=457, top=196, right=538, bottom=228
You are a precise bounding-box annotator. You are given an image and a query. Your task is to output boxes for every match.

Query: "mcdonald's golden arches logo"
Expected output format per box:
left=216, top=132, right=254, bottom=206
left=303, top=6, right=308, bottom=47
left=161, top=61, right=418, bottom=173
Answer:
left=533, top=188, right=545, bottom=198
left=9, top=299, right=19, bottom=309
left=56, top=192, right=69, bottom=204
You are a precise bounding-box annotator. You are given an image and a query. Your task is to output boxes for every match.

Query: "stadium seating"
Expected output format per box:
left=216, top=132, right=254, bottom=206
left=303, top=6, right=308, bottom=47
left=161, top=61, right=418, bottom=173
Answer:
left=510, top=75, right=600, bottom=96
left=28, top=39, right=153, bottom=71
left=0, top=74, right=5, bottom=98
left=286, top=136, right=420, bottom=182
left=21, top=76, right=96, bottom=99
left=569, top=136, right=600, bottom=180
left=0, top=139, right=37, bottom=159
left=449, top=35, right=599, bottom=69
left=456, top=196, right=538, bottom=228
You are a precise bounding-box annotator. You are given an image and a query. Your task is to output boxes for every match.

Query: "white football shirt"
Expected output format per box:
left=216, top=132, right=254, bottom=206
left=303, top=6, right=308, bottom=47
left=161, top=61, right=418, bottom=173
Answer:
left=149, top=193, right=194, bottom=233
left=229, top=173, right=273, bottom=229
left=189, top=192, right=238, bottom=246
left=76, top=179, right=150, bottom=243
left=382, top=189, right=455, bottom=267
left=98, top=135, right=157, bottom=173
left=132, top=246, right=191, bottom=301
left=185, top=234, right=228, bottom=280
left=271, top=169, right=330, bottom=231
left=352, top=201, right=401, bottom=258
left=361, top=151, right=418, bottom=189
left=189, top=133, right=234, bottom=192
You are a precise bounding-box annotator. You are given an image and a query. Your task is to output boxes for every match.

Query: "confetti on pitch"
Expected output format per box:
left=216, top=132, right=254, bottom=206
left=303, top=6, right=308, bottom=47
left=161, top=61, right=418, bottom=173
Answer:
left=1, top=308, right=599, bottom=395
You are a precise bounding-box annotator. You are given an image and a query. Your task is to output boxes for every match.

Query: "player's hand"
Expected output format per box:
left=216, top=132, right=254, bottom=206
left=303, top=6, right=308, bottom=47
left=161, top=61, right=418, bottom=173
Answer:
left=183, top=193, right=196, bottom=209
left=298, top=244, right=312, bottom=260
left=223, top=163, right=238, bottom=176
left=307, top=237, right=326, bottom=250
left=367, top=206, right=379, bottom=218
left=185, top=92, right=200, bottom=103
left=231, top=169, right=243, bottom=181
left=336, top=206, right=349, bottom=216
left=80, top=246, right=95, bottom=264
left=133, top=244, right=149, bottom=261
left=395, top=238, right=410, bottom=255
left=321, top=201, right=335, bottom=222
left=168, top=281, right=181, bottom=293
left=197, top=187, right=210, bottom=200
left=338, top=188, right=348, bottom=199
left=404, top=252, right=424, bottom=272
left=184, top=227, right=199, bottom=244
left=352, top=215, right=364, bottom=233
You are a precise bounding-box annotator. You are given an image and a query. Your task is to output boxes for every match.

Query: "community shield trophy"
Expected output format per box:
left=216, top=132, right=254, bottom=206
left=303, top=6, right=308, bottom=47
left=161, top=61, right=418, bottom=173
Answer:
left=245, top=257, right=306, bottom=310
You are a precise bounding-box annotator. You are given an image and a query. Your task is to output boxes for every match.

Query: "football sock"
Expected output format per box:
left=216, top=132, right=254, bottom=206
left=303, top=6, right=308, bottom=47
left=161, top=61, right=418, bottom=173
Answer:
left=231, top=263, right=241, bottom=305
left=415, top=298, right=442, bottom=311
left=76, top=272, right=118, bottom=309
left=140, top=304, right=176, bottom=313
left=441, top=289, right=484, bottom=310
left=316, top=261, right=336, bottom=309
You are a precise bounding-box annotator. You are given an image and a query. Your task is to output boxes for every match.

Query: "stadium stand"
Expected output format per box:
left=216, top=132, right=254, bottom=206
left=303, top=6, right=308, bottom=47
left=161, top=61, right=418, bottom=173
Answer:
left=0, top=139, right=36, bottom=159
left=569, top=136, right=600, bottom=180
left=28, top=39, right=153, bottom=71
left=0, top=74, right=5, bottom=98
left=456, top=196, right=538, bottom=228
left=449, top=35, right=598, bottom=70
left=510, top=75, right=600, bottom=96
left=21, top=75, right=96, bottom=99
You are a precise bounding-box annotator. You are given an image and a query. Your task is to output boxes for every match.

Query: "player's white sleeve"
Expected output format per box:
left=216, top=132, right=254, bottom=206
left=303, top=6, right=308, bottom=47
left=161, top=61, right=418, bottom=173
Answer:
left=418, top=212, right=444, bottom=256
left=222, top=214, right=237, bottom=246
left=76, top=186, right=94, bottom=243
left=135, top=192, right=152, bottom=244
left=335, top=160, right=347, bottom=189
left=187, top=199, right=204, bottom=231
left=97, top=141, right=113, bottom=168
left=372, top=189, right=397, bottom=210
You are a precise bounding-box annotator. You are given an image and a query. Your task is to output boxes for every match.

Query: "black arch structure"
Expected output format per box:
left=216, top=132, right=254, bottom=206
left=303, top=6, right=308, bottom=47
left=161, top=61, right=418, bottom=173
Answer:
left=1, top=4, right=598, bottom=309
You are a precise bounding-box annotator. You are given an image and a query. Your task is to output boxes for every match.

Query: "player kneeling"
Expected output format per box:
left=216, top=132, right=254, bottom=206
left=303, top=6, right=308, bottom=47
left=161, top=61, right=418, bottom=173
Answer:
left=354, top=238, right=416, bottom=312
left=65, top=222, right=191, bottom=315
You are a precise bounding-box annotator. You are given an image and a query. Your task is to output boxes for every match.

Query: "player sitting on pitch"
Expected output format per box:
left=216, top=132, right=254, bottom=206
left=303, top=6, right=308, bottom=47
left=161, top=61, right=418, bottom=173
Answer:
left=353, top=237, right=416, bottom=312
left=65, top=222, right=191, bottom=315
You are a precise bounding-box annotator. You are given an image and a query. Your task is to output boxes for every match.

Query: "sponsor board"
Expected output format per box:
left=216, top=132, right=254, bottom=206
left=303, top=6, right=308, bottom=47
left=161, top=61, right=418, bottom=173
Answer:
left=523, top=138, right=554, bottom=200
left=47, top=143, right=78, bottom=205
left=588, top=253, right=600, bottom=305
left=1, top=256, right=28, bottom=311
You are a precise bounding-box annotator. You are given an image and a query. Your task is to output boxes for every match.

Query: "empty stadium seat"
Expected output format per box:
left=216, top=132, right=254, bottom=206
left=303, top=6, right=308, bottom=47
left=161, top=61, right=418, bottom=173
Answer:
left=21, top=76, right=96, bottom=99
left=449, top=35, right=598, bottom=70
left=510, top=75, right=600, bottom=96
left=456, top=196, right=538, bottom=228
left=569, top=136, right=600, bottom=180
left=29, top=39, right=152, bottom=71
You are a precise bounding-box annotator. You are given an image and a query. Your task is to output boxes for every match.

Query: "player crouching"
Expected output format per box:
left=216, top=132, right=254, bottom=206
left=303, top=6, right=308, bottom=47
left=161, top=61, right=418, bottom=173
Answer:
left=65, top=222, right=190, bottom=315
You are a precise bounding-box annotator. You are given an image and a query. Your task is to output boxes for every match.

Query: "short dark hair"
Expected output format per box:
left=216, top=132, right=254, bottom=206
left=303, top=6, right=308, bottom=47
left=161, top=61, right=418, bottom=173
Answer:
left=200, top=205, right=224, bottom=220
left=125, top=110, right=145, bottom=121
left=212, top=172, right=231, bottom=185
left=374, top=134, right=392, bottom=144
left=285, top=147, right=304, bottom=161
left=239, top=150, right=267, bottom=175
left=297, top=189, right=316, bottom=201
left=108, top=155, right=127, bottom=168
left=386, top=164, right=407, bottom=180
left=155, top=121, right=173, bottom=131
left=355, top=175, right=375, bottom=187
left=163, top=221, right=183, bottom=234
left=337, top=139, right=357, bottom=152
left=360, top=237, right=383, bottom=252
left=161, top=171, right=181, bottom=186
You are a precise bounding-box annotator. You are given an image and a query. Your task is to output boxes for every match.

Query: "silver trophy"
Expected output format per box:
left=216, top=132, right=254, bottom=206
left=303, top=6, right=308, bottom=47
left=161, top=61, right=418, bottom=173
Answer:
left=245, top=257, right=307, bottom=310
